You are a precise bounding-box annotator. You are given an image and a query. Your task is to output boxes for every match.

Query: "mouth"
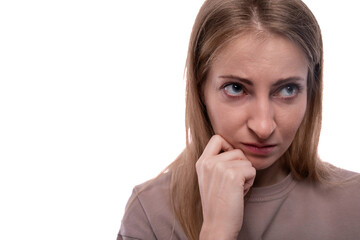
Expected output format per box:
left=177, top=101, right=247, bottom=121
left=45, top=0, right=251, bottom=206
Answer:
left=241, top=143, right=277, bottom=156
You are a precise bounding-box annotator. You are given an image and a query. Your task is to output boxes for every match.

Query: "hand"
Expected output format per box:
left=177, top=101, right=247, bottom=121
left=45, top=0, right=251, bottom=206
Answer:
left=196, top=135, right=256, bottom=240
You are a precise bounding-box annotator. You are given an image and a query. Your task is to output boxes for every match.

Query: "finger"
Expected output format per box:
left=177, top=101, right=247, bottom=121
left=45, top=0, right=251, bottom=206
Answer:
left=202, top=135, right=234, bottom=156
left=218, top=160, right=256, bottom=180
left=217, top=149, right=247, bottom=162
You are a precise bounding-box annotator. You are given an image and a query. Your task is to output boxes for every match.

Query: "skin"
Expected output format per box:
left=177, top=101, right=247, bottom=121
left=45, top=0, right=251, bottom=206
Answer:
left=196, top=32, right=308, bottom=239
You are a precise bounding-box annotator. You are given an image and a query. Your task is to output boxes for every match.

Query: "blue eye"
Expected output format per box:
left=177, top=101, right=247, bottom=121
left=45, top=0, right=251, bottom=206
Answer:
left=224, top=83, right=244, bottom=96
left=278, top=84, right=298, bottom=98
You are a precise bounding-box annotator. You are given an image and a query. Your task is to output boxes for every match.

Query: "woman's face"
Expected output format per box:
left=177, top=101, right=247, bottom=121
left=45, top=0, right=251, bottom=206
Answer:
left=203, top=33, right=308, bottom=171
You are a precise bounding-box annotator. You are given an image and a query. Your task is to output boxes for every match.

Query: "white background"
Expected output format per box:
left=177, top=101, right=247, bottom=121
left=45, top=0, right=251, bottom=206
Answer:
left=0, top=0, right=359, bottom=239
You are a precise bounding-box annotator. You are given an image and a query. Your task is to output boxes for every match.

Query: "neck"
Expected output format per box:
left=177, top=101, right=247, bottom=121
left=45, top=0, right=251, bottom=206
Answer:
left=253, top=159, right=289, bottom=187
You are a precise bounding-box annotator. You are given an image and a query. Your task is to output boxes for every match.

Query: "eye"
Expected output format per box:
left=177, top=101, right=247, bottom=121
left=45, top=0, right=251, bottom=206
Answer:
left=277, top=84, right=299, bottom=98
left=224, top=83, right=245, bottom=96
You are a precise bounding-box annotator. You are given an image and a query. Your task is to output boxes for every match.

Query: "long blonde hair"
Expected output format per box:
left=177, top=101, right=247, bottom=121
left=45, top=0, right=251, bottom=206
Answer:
left=168, top=0, right=326, bottom=239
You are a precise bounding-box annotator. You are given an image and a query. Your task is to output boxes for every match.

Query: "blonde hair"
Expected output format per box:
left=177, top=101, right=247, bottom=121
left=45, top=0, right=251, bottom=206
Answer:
left=168, top=0, right=327, bottom=239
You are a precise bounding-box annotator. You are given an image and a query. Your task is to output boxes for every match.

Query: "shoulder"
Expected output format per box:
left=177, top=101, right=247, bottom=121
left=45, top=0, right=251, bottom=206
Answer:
left=325, top=167, right=360, bottom=198
left=277, top=168, right=360, bottom=238
left=135, top=170, right=172, bottom=203
left=316, top=167, right=360, bottom=191
left=327, top=167, right=360, bottom=182
left=292, top=167, right=360, bottom=213
left=118, top=172, right=187, bottom=240
left=296, top=167, right=360, bottom=194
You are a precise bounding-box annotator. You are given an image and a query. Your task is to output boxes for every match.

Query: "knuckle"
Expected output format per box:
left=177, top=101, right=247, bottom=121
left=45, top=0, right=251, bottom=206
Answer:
left=203, top=159, right=213, bottom=171
left=195, top=158, right=204, bottom=171
left=233, top=149, right=244, bottom=157
left=224, top=169, right=236, bottom=181
left=239, top=159, right=251, bottom=166
left=251, top=167, right=257, bottom=176
left=195, top=160, right=201, bottom=170
left=214, top=161, right=224, bottom=172
left=211, top=134, right=221, bottom=144
left=244, top=160, right=252, bottom=166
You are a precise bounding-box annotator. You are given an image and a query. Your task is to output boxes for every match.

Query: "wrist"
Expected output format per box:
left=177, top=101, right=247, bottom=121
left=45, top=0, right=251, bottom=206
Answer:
left=200, top=223, right=239, bottom=240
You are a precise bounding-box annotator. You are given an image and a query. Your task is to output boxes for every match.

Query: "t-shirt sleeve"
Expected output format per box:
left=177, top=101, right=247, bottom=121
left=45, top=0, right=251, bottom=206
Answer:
left=117, top=189, right=157, bottom=240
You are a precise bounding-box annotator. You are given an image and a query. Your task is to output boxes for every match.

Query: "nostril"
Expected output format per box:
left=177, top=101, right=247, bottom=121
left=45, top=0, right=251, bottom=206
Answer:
left=247, top=100, right=276, bottom=139
left=247, top=119, right=276, bottom=140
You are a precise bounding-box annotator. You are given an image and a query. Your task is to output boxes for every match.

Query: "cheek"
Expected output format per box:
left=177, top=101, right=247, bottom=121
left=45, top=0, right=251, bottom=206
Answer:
left=278, top=103, right=307, bottom=141
left=207, top=102, right=246, bottom=137
left=206, top=102, right=226, bottom=133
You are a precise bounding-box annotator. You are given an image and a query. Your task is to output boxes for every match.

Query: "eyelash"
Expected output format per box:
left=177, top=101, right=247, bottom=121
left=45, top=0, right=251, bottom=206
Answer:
left=275, top=83, right=303, bottom=99
left=221, top=82, right=304, bottom=99
left=221, top=82, right=247, bottom=99
left=222, top=82, right=247, bottom=97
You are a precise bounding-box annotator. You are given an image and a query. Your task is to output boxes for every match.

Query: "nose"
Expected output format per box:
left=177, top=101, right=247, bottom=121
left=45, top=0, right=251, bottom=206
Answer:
left=247, top=98, right=276, bottom=140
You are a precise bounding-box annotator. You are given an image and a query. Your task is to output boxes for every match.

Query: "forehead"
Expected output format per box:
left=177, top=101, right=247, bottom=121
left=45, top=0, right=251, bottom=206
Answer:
left=210, top=32, right=309, bottom=82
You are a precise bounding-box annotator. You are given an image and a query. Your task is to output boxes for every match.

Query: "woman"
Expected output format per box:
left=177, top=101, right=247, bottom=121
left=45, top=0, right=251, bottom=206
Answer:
left=118, top=0, right=360, bottom=239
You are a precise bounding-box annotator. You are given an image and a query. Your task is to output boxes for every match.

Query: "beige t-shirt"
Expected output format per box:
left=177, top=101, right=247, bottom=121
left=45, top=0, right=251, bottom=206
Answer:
left=118, top=168, right=360, bottom=240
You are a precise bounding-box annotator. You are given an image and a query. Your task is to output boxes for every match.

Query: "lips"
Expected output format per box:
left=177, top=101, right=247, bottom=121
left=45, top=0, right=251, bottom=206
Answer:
left=241, top=143, right=277, bottom=155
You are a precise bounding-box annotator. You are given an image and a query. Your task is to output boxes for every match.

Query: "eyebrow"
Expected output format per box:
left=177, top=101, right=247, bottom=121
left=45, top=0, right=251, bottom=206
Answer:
left=219, top=75, right=305, bottom=87
left=219, top=75, right=253, bottom=86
